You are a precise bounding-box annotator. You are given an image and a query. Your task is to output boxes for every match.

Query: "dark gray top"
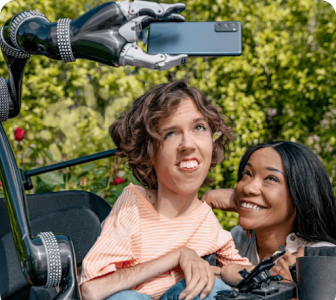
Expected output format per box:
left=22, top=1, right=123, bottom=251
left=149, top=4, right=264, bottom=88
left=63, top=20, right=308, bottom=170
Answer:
left=231, top=225, right=259, bottom=265
left=231, top=225, right=335, bottom=265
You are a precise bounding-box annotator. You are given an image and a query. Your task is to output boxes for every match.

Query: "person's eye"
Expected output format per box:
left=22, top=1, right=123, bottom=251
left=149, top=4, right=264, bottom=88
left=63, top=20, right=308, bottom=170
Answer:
left=164, top=131, right=175, bottom=140
left=266, top=175, right=280, bottom=183
left=242, top=170, right=251, bottom=177
left=195, top=124, right=206, bottom=131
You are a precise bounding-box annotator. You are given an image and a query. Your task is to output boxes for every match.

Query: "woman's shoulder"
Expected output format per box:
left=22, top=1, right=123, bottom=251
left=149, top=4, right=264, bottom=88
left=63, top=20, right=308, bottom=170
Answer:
left=113, top=183, right=145, bottom=208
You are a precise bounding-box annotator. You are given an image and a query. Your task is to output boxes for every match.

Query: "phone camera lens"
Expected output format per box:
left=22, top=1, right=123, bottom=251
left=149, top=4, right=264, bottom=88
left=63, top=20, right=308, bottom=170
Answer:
left=224, top=23, right=229, bottom=27
left=217, top=23, right=221, bottom=27
left=232, top=23, right=237, bottom=27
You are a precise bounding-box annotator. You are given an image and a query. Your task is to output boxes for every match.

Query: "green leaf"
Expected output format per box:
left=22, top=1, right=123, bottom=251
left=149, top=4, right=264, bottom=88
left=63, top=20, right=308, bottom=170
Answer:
left=49, top=144, right=62, bottom=162
left=81, top=163, right=97, bottom=173
left=39, top=130, right=52, bottom=140
left=39, top=172, right=64, bottom=186
left=35, top=180, right=55, bottom=193
left=93, top=167, right=106, bottom=177
left=89, top=181, right=105, bottom=191
left=43, top=149, right=53, bottom=161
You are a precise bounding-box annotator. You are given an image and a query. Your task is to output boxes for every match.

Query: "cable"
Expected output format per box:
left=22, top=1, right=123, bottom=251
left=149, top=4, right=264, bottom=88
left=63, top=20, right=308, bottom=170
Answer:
left=281, top=279, right=298, bottom=299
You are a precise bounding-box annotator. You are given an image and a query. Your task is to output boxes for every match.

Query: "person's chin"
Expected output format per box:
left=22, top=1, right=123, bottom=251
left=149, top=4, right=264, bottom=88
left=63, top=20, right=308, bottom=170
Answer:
left=238, top=216, right=259, bottom=231
left=173, top=183, right=201, bottom=195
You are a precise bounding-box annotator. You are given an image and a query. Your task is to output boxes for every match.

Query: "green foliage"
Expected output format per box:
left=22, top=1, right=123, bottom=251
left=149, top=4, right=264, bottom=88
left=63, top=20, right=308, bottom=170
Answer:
left=0, top=0, right=335, bottom=229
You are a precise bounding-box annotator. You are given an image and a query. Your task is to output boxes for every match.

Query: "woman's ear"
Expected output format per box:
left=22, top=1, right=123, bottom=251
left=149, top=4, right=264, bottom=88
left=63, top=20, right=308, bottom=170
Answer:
left=212, top=132, right=222, bottom=142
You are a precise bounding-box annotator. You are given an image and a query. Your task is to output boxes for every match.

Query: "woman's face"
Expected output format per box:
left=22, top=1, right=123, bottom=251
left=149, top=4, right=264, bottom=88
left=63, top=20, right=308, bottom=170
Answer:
left=153, top=98, right=213, bottom=195
left=235, top=147, right=295, bottom=231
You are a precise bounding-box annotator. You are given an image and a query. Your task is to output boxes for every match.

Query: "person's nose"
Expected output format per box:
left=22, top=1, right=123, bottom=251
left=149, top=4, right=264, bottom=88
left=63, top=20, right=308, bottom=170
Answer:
left=178, top=132, right=196, bottom=153
left=242, top=178, right=262, bottom=196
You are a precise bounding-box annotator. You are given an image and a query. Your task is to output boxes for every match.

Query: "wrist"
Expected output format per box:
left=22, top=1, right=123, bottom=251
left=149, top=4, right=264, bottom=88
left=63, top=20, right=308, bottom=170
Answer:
left=172, top=247, right=184, bottom=266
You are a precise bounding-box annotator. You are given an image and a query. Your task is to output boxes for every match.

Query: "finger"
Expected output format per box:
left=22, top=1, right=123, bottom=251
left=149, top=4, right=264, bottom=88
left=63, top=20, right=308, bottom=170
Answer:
left=166, top=13, right=185, bottom=22
left=200, top=192, right=207, bottom=201
left=183, top=263, right=192, bottom=286
left=119, top=42, right=188, bottom=71
left=277, top=258, right=288, bottom=270
left=200, top=266, right=216, bottom=299
left=282, top=249, right=291, bottom=260
left=180, top=266, right=202, bottom=299
left=118, top=16, right=154, bottom=43
left=283, top=248, right=296, bottom=265
left=129, top=1, right=186, bottom=20
left=138, top=14, right=184, bottom=33
left=297, top=246, right=304, bottom=257
left=271, top=266, right=282, bottom=275
left=210, top=266, right=221, bottom=275
left=188, top=271, right=209, bottom=300
left=280, top=267, right=294, bottom=281
left=233, top=191, right=238, bottom=211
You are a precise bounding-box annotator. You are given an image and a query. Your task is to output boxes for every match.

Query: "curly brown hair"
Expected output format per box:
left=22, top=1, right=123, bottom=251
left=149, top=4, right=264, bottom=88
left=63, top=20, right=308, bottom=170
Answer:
left=110, top=81, right=233, bottom=189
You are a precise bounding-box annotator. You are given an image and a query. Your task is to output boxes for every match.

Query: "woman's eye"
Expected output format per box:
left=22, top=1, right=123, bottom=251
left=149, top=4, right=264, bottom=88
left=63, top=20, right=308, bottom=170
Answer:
left=164, top=132, right=175, bottom=139
left=266, top=175, right=280, bottom=183
left=195, top=124, right=206, bottom=131
left=242, top=170, right=251, bottom=177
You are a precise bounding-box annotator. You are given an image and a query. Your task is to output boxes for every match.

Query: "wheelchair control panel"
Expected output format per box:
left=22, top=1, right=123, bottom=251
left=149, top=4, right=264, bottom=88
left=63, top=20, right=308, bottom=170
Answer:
left=215, top=247, right=297, bottom=300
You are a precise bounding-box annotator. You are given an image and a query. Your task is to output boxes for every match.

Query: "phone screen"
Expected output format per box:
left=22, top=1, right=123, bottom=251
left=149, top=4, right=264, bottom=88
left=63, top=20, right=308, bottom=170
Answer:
left=147, top=22, right=243, bottom=57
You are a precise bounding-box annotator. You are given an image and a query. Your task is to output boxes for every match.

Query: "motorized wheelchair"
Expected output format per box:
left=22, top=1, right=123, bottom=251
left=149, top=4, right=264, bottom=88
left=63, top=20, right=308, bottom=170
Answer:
left=0, top=1, right=335, bottom=299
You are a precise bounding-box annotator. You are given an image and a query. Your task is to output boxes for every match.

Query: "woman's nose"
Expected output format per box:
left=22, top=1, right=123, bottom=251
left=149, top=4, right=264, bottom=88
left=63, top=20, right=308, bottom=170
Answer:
left=178, top=133, right=196, bottom=152
left=242, top=179, right=262, bottom=195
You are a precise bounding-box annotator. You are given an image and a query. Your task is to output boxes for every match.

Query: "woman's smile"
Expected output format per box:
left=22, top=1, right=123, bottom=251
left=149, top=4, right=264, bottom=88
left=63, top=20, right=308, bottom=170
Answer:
left=177, top=157, right=200, bottom=173
left=240, top=201, right=267, bottom=210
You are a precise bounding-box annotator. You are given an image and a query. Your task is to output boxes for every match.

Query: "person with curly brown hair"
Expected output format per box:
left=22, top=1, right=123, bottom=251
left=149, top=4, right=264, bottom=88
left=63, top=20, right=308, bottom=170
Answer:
left=79, top=81, right=252, bottom=300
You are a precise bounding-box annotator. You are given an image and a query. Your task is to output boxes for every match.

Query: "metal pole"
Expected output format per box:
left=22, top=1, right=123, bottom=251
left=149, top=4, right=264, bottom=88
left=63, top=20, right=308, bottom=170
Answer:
left=0, top=123, right=81, bottom=299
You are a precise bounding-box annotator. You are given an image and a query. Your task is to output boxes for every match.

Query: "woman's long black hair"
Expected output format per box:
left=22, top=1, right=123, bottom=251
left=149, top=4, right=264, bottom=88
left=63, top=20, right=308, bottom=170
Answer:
left=238, top=141, right=336, bottom=245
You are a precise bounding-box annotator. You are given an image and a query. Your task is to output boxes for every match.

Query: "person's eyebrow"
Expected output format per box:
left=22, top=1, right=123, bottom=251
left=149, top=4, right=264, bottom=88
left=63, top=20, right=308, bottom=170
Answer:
left=192, top=117, right=207, bottom=123
left=161, top=118, right=207, bottom=132
left=266, top=167, right=284, bottom=176
left=246, top=162, right=284, bottom=176
left=161, top=125, right=177, bottom=133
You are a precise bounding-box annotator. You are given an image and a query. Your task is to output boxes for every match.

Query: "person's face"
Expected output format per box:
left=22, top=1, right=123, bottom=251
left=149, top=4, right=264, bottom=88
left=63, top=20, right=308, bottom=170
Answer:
left=153, top=98, right=213, bottom=195
left=235, top=147, right=295, bottom=231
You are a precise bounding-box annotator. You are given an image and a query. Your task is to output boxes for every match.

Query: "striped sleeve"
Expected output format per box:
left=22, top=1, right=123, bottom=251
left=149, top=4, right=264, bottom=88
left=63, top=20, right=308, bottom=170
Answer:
left=78, top=186, right=142, bottom=285
left=216, top=238, right=251, bottom=266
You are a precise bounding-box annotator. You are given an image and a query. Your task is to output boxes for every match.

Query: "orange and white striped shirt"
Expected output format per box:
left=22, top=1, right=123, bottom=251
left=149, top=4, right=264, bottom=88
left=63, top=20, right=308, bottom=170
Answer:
left=79, top=183, right=250, bottom=300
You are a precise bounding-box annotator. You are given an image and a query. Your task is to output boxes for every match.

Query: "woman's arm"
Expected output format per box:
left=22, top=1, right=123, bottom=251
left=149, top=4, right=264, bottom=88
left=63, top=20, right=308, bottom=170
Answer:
left=81, top=249, right=180, bottom=300
left=220, top=264, right=255, bottom=286
left=201, top=189, right=238, bottom=212
left=81, top=247, right=216, bottom=300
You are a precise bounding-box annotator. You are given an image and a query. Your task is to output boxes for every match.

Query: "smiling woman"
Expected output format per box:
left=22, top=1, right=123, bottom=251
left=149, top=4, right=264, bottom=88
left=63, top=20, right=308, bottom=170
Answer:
left=203, top=141, right=336, bottom=281
left=79, top=81, right=252, bottom=300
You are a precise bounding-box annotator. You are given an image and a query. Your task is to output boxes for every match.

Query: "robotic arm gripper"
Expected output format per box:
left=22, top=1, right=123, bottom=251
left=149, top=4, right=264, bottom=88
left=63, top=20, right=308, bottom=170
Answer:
left=0, top=0, right=187, bottom=121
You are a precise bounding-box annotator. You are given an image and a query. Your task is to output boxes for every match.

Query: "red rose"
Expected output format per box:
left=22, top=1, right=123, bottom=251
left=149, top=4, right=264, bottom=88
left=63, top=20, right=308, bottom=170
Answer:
left=14, top=127, right=27, bottom=141
left=112, top=176, right=126, bottom=185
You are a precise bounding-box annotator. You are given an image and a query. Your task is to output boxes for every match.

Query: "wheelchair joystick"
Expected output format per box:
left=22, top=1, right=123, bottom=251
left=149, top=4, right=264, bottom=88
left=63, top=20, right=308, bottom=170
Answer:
left=215, top=247, right=297, bottom=300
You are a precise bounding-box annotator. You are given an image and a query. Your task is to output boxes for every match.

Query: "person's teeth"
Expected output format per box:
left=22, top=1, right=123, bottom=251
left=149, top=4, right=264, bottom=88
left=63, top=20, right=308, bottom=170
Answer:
left=179, top=160, right=199, bottom=169
left=241, top=202, right=265, bottom=210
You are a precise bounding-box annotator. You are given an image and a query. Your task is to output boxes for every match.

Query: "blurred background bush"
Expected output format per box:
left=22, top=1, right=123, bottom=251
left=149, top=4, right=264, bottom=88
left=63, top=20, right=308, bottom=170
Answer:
left=0, top=0, right=335, bottom=230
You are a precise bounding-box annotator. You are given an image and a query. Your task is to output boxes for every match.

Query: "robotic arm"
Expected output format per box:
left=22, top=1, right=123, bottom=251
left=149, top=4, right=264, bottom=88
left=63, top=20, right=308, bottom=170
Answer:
left=0, top=1, right=187, bottom=299
left=0, top=0, right=187, bottom=120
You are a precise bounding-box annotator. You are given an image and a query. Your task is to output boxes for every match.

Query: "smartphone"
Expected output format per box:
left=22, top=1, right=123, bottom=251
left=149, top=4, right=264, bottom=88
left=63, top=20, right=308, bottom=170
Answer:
left=147, top=21, right=242, bottom=57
